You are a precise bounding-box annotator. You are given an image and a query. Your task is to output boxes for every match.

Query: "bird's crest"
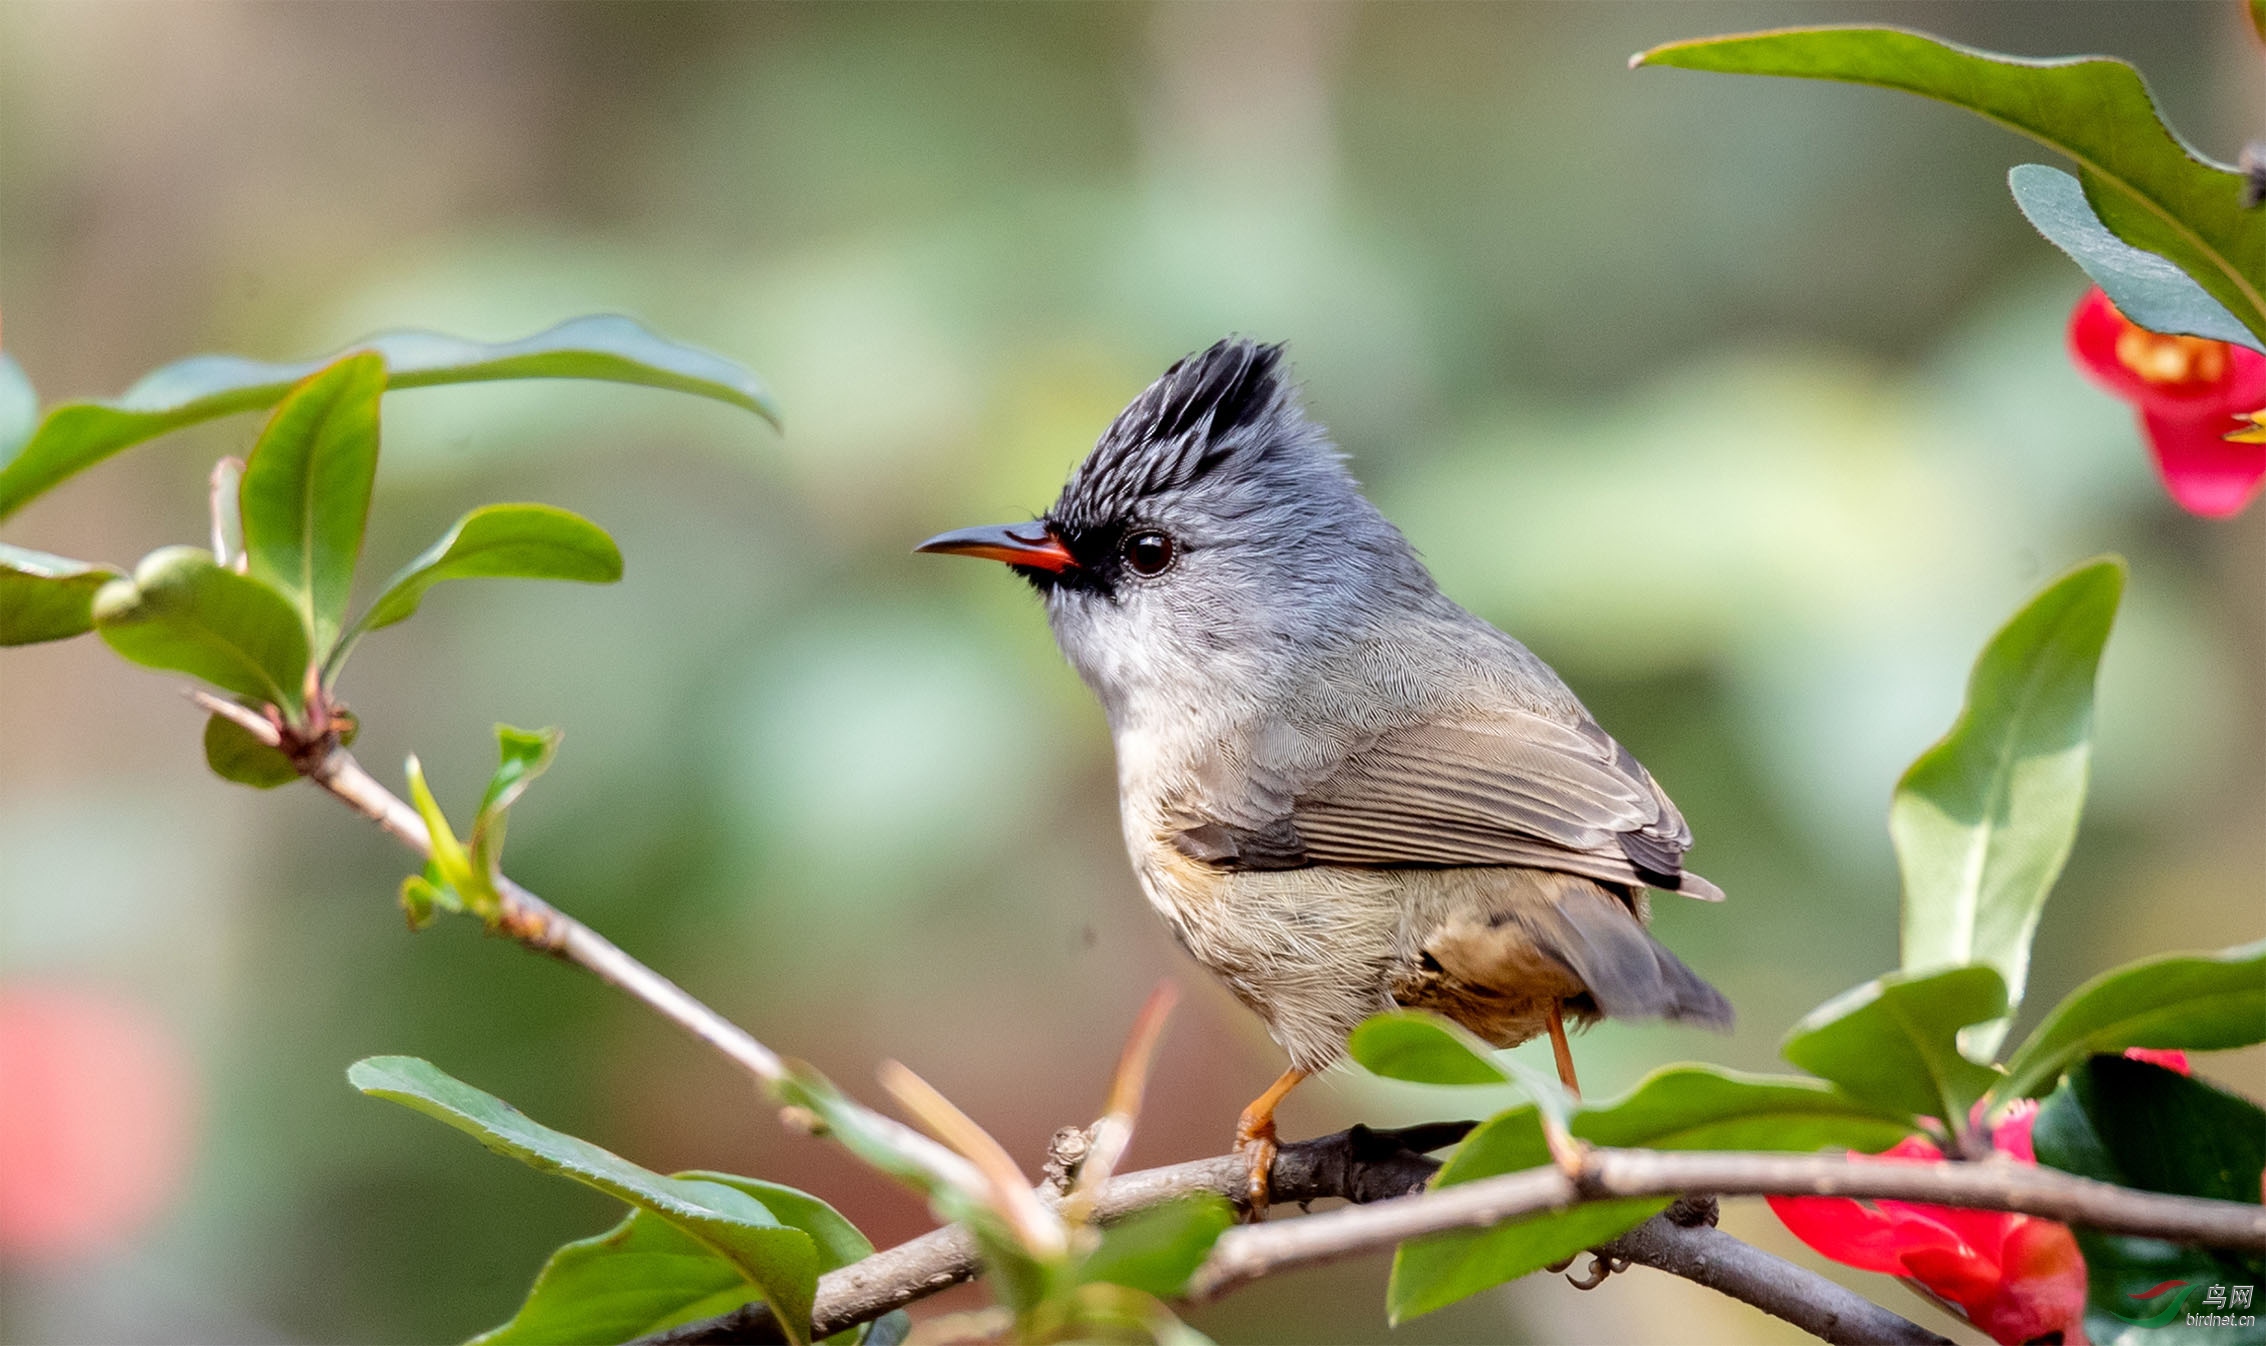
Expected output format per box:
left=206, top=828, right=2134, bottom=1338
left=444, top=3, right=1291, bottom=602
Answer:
left=1052, top=339, right=1294, bottom=531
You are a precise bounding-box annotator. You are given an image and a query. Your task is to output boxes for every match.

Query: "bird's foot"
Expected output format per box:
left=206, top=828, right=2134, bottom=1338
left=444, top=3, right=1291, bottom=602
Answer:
left=1234, top=1120, right=1280, bottom=1219
left=1232, top=1066, right=1309, bottom=1221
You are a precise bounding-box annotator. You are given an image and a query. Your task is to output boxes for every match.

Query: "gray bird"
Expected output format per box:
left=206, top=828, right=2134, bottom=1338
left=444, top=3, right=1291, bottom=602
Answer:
left=918, top=339, right=1731, bottom=1204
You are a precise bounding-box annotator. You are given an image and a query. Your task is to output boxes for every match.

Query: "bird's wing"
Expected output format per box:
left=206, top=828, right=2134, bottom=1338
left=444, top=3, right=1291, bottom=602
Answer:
left=1170, top=709, right=1722, bottom=900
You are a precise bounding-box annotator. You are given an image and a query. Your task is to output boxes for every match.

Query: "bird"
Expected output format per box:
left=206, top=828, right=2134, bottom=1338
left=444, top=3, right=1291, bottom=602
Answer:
left=916, top=339, right=1732, bottom=1208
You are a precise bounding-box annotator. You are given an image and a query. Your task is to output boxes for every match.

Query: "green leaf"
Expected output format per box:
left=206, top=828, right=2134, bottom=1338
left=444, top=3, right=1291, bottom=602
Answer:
left=1634, top=28, right=2266, bottom=348
left=0, top=542, right=120, bottom=646
left=2034, top=1056, right=2266, bottom=1332
left=1780, top=965, right=2007, bottom=1132
left=771, top=1064, right=1031, bottom=1302
left=469, top=724, right=562, bottom=883
left=469, top=1207, right=772, bottom=1346
left=1348, top=1011, right=1510, bottom=1085
left=238, top=353, right=385, bottom=650
left=332, top=504, right=621, bottom=675
left=1891, top=556, right=2123, bottom=1058
left=1387, top=1108, right=1661, bottom=1323
left=403, top=755, right=490, bottom=918
left=2001, top=941, right=2266, bottom=1100
left=92, top=546, right=311, bottom=712
left=773, top=1066, right=998, bottom=1240
left=481, top=724, right=562, bottom=818
left=0, top=315, right=779, bottom=522
left=351, top=1056, right=821, bottom=1346
left=1079, top=1197, right=1234, bottom=1299
left=399, top=871, right=455, bottom=931
left=1387, top=1066, right=1909, bottom=1322
left=202, top=713, right=298, bottom=789
left=2011, top=164, right=2261, bottom=351
left=1572, top=1065, right=1914, bottom=1154
left=471, top=1172, right=873, bottom=1346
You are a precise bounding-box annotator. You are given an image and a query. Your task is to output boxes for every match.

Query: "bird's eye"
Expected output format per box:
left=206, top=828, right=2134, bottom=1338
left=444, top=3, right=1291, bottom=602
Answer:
left=1122, top=530, right=1175, bottom=576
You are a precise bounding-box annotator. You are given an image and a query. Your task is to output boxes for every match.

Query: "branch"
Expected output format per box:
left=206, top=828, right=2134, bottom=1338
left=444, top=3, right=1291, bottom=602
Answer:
left=1592, top=1211, right=1951, bottom=1346
left=1189, top=1145, right=2266, bottom=1298
left=185, top=693, right=984, bottom=1179
left=317, top=744, right=792, bottom=1083
left=649, top=1126, right=1943, bottom=1346
left=653, top=1127, right=2265, bottom=1345
left=194, top=685, right=790, bottom=1082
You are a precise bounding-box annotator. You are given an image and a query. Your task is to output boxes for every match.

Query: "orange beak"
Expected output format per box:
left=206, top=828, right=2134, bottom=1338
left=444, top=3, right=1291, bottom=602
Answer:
left=914, top=522, right=1078, bottom=573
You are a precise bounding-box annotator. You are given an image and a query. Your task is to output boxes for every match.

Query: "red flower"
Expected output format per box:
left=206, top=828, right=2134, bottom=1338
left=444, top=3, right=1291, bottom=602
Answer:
left=1769, top=1051, right=2191, bottom=1345
left=0, top=984, right=196, bottom=1261
left=2068, top=288, right=2266, bottom=518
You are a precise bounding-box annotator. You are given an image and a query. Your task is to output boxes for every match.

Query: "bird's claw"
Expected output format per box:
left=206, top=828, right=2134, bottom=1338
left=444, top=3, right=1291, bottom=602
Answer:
left=1235, top=1122, right=1280, bottom=1219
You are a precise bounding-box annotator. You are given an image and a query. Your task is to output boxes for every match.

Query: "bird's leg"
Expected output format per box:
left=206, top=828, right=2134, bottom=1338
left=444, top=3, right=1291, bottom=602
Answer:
left=1546, top=1001, right=1581, bottom=1100
left=1234, top=1066, right=1309, bottom=1217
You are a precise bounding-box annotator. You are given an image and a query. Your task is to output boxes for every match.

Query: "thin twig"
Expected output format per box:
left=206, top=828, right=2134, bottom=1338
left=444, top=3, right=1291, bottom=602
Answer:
left=655, top=1125, right=2264, bottom=1345
left=648, top=1125, right=1946, bottom=1346
left=198, top=688, right=791, bottom=1081
left=1188, top=1146, right=2266, bottom=1299
left=189, top=692, right=990, bottom=1180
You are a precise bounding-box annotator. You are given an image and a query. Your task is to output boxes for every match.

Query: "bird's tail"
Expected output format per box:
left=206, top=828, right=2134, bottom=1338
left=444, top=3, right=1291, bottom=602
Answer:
left=1539, top=880, right=1734, bottom=1028
left=1426, top=870, right=1735, bottom=1031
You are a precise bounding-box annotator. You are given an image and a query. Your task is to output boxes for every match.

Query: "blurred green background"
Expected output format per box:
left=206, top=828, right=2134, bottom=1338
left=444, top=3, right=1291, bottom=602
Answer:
left=2, top=3, right=2260, bottom=1342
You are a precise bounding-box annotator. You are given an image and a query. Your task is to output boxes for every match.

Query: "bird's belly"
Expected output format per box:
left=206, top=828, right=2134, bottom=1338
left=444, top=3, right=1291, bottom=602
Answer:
left=1135, top=844, right=1606, bottom=1065
left=1133, top=842, right=1413, bottom=1072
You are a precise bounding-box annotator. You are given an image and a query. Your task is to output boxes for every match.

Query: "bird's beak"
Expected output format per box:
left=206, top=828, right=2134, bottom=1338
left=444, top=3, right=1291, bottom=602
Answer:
left=913, top=522, right=1078, bottom=573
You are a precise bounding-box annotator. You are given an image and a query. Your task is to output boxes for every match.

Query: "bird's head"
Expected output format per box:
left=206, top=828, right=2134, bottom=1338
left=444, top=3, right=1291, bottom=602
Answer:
left=917, top=339, right=1436, bottom=725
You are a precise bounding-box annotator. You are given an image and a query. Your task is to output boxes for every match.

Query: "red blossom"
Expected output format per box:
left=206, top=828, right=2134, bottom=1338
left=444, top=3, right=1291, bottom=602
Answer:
left=1769, top=1050, right=2193, bottom=1345
left=0, top=984, right=196, bottom=1261
left=2068, top=288, right=2266, bottom=518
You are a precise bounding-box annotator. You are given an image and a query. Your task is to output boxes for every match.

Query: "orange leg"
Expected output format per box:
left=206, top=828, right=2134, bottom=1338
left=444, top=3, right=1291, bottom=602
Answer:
left=1234, top=1066, right=1310, bottom=1216
left=1546, top=1002, right=1581, bottom=1101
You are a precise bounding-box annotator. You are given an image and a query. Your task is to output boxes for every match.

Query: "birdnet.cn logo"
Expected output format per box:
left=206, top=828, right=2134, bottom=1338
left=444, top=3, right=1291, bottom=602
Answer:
left=2108, top=1280, right=2257, bottom=1329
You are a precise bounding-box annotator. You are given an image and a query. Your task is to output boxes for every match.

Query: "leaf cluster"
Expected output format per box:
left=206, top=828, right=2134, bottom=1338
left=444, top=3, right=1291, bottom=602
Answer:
left=0, top=318, right=762, bottom=791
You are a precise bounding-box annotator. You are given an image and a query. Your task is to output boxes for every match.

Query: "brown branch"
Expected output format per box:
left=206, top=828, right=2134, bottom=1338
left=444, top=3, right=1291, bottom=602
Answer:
left=654, top=1125, right=2265, bottom=1346
left=1189, top=1145, right=2266, bottom=1298
left=649, top=1125, right=1944, bottom=1346
left=197, top=687, right=796, bottom=1085
left=1593, top=1209, right=1951, bottom=1346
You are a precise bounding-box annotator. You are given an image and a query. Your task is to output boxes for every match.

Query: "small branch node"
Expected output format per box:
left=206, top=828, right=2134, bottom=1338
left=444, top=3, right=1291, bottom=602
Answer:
left=1044, top=1124, right=1094, bottom=1195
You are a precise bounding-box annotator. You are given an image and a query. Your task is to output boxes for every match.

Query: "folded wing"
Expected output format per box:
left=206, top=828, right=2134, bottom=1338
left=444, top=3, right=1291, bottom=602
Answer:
left=1171, top=709, right=1723, bottom=901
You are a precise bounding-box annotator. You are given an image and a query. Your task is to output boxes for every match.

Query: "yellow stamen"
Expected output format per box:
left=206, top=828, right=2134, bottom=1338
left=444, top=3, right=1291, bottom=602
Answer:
left=2115, top=326, right=2229, bottom=386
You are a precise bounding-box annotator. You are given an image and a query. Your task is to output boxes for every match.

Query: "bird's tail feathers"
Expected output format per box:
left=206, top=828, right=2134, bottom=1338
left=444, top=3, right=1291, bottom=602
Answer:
left=1536, top=880, right=1734, bottom=1030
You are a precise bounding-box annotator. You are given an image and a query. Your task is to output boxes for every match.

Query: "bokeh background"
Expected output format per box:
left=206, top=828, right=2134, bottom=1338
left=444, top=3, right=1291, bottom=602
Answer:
left=2, top=3, right=2261, bottom=1342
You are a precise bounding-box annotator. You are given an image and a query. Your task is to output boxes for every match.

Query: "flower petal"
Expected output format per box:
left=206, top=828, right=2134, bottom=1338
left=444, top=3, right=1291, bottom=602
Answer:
left=2070, top=287, right=2266, bottom=414
left=2122, top=1047, right=2190, bottom=1074
left=1768, top=1192, right=1970, bottom=1276
left=1878, top=1196, right=2015, bottom=1265
left=1901, top=1241, right=2008, bottom=1309
left=1964, top=1218, right=2090, bottom=1346
left=1991, top=1099, right=2039, bottom=1164
left=2139, top=408, right=2266, bottom=516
